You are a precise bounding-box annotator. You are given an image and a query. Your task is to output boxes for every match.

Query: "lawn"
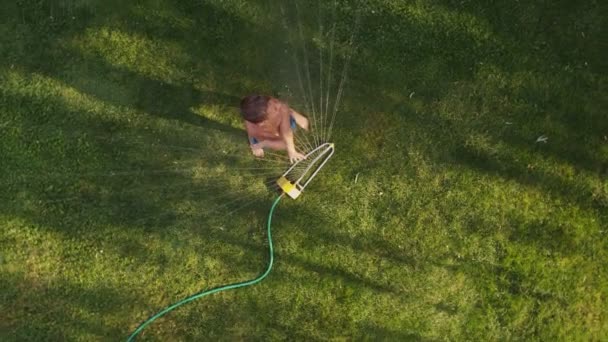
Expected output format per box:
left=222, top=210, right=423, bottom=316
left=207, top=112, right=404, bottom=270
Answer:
left=1, top=0, right=606, bottom=340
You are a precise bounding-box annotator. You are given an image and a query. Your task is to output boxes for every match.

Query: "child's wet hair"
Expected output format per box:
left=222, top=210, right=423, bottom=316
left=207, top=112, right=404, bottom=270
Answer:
left=240, top=95, right=270, bottom=123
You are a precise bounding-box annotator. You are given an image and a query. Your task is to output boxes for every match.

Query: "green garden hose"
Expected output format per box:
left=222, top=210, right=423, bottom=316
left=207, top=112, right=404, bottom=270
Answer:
left=126, top=194, right=284, bottom=341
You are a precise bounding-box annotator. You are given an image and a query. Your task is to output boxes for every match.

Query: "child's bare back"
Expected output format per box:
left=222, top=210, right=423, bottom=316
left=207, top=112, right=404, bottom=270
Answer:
left=240, top=95, right=309, bottom=163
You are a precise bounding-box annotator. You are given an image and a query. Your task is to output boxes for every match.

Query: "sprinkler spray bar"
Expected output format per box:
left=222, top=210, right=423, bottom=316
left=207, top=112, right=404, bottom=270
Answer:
left=277, top=142, right=335, bottom=199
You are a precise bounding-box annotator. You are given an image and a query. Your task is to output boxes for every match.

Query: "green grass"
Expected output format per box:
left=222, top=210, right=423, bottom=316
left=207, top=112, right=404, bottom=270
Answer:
left=1, top=0, right=606, bottom=340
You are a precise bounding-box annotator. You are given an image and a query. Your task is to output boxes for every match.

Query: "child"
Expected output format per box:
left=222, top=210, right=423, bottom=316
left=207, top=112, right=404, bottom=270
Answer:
left=240, top=95, right=309, bottom=163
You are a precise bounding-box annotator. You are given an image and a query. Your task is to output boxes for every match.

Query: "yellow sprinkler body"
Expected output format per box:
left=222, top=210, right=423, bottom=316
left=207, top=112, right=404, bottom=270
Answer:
left=277, top=176, right=301, bottom=199
left=276, top=143, right=335, bottom=200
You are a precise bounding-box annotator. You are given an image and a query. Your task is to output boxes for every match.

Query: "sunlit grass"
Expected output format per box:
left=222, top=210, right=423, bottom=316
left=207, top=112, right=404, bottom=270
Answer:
left=378, top=0, right=495, bottom=43
left=2, top=69, right=129, bottom=121
left=70, top=27, right=190, bottom=85
left=1, top=0, right=606, bottom=340
left=192, top=103, right=242, bottom=129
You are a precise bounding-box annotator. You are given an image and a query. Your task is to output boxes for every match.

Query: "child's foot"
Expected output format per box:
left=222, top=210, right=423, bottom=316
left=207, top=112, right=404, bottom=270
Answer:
left=252, top=148, right=264, bottom=157
left=251, top=142, right=265, bottom=157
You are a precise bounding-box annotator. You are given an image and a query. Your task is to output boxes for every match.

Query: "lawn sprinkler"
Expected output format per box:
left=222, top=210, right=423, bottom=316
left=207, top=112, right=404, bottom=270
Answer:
left=277, top=142, right=335, bottom=199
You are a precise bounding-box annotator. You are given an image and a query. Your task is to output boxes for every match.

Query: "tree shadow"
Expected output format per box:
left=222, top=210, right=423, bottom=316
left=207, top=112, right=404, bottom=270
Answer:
left=211, top=222, right=400, bottom=295
left=449, top=142, right=606, bottom=227
left=8, top=1, right=260, bottom=140
left=2, top=0, right=298, bottom=234
left=435, top=0, right=607, bottom=75
left=5, top=85, right=256, bottom=214
left=358, top=323, right=427, bottom=341
left=3, top=0, right=606, bottom=339
left=0, top=271, right=142, bottom=341
left=0, top=2, right=337, bottom=340
left=338, top=0, right=606, bottom=178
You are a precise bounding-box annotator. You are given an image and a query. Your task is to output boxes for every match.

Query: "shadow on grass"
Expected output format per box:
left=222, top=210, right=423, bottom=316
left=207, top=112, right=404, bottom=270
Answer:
left=2, top=0, right=606, bottom=339
left=1, top=86, right=255, bottom=228
left=0, top=271, right=139, bottom=341
left=436, top=0, right=607, bottom=75
left=1, top=2, right=302, bottom=339
left=339, top=0, right=606, bottom=176
left=1, top=0, right=303, bottom=234
left=7, top=1, right=264, bottom=136
left=211, top=224, right=400, bottom=295
left=451, top=143, right=605, bottom=214
left=358, top=323, right=426, bottom=341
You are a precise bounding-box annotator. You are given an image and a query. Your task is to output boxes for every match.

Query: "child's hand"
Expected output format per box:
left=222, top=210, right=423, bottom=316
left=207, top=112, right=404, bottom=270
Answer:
left=288, top=149, right=306, bottom=164
left=251, top=143, right=264, bottom=158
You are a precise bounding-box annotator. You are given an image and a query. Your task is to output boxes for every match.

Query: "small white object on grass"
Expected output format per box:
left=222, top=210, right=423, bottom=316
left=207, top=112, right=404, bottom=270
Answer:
left=409, top=91, right=415, bottom=99
left=536, top=135, right=548, bottom=143
left=354, top=173, right=359, bottom=184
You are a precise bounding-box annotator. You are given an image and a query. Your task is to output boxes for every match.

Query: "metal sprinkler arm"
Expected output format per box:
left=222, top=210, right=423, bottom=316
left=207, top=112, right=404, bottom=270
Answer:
left=276, top=143, right=335, bottom=199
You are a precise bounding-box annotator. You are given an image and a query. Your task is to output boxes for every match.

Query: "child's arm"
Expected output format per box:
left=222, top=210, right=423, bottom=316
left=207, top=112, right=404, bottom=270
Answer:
left=289, top=108, right=310, bottom=131
left=279, top=109, right=306, bottom=163
left=245, top=121, right=264, bottom=157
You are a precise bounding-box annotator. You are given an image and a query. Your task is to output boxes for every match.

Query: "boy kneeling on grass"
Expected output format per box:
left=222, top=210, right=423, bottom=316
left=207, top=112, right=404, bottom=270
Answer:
left=240, top=95, right=309, bottom=164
